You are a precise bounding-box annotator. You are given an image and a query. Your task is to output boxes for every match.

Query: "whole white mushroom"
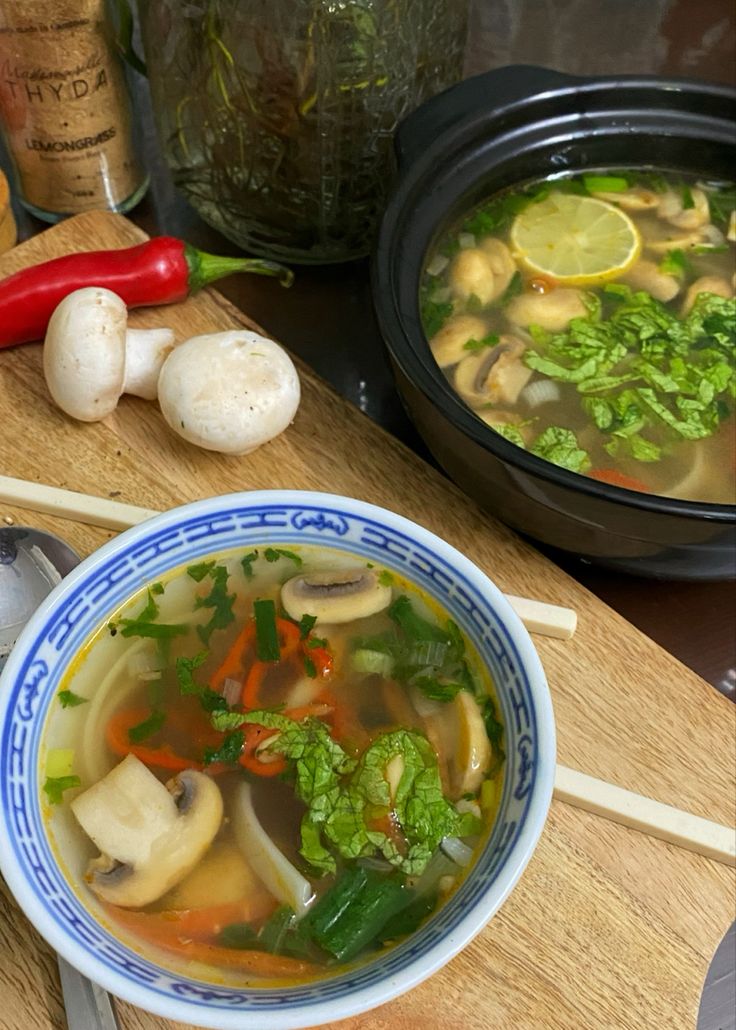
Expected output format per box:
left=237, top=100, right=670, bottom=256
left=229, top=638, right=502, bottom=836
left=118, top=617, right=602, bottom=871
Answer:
left=43, top=287, right=176, bottom=421
left=157, top=329, right=300, bottom=455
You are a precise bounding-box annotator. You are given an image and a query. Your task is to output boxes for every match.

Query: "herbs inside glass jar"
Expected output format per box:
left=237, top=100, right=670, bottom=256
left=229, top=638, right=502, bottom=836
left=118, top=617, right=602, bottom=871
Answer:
left=139, top=0, right=468, bottom=263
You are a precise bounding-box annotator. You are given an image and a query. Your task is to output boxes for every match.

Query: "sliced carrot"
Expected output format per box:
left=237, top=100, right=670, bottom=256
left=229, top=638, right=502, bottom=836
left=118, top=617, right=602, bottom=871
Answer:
left=105, top=708, right=202, bottom=772
left=157, top=938, right=317, bottom=978
left=242, top=660, right=268, bottom=709
left=108, top=900, right=273, bottom=943
left=589, top=468, right=650, bottom=492
left=276, top=617, right=302, bottom=660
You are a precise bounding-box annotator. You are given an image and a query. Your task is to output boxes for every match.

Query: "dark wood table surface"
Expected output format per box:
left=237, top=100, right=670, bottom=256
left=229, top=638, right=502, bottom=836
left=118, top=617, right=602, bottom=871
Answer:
left=2, top=0, right=735, bottom=701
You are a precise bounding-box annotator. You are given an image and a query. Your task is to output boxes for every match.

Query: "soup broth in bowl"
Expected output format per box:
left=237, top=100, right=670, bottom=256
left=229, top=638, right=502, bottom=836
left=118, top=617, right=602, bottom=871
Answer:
left=0, top=492, right=553, bottom=1029
left=44, top=543, right=504, bottom=985
left=421, top=171, right=736, bottom=504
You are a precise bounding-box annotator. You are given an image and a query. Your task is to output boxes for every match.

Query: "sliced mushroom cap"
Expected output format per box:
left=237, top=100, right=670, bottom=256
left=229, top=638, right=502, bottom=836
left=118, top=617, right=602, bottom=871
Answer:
left=449, top=248, right=498, bottom=306
left=71, top=754, right=223, bottom=908
left=506, top=287, right=588, bottom=332
left=680, top=276, right=734, bottom=316
left=479, top=237, right=517, bottom=296
left=454, top=335, right=532, bottom=409
left=429, top=314, right=488, bottom=368
left=427, top=691, right=492, bottom=799
left=622, top=259, right=681, bottom=302
left=644, top=229, right=709, bottom=254
left=592, top=186, right=659, bottom=211
left=281, top=568, right=392, bottom=625
left=657, top=187, right=710, bottom=230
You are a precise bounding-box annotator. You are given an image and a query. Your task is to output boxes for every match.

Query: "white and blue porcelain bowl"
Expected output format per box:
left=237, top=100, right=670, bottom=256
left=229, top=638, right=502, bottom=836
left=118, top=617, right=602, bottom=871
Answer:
left=0, top=491, right=555, bottom=1030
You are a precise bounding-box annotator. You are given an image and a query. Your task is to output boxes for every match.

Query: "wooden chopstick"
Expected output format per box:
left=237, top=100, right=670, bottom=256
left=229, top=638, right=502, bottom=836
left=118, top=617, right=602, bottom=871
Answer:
left=0, top=473, right=576, bottom=640
left=554, top=764, right=736, bottom=867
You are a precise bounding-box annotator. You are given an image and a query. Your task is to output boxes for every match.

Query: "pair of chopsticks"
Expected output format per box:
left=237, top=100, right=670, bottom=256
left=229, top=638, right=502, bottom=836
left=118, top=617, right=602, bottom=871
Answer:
left=1, top=472, right=734, bottom=868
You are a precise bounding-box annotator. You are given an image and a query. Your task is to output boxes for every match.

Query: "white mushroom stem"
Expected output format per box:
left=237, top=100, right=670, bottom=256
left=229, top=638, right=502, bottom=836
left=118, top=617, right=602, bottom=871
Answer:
left=43, top=287, right=175, bottom=422
left=122, top=328, right=178, bottom=400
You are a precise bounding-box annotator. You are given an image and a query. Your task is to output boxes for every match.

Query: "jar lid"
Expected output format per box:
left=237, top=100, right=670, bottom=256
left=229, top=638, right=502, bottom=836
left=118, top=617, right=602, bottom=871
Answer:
left=0, top=170, right=18, bottom=254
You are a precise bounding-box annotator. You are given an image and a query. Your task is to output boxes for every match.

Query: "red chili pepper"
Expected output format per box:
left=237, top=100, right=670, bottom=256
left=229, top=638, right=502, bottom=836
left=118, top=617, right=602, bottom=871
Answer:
left=0, top=237, right=293, bottom=349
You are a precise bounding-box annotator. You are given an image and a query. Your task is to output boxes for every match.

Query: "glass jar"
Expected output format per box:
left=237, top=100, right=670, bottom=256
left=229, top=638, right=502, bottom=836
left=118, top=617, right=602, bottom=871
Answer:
left=0, top=0, right=148, bottom=222
left=139, top=0, right=468, bottom=263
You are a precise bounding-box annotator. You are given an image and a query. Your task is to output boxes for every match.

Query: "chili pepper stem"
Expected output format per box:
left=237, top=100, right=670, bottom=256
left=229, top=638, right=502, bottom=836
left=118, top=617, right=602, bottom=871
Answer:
left=184, top=244, right=294, bottom=291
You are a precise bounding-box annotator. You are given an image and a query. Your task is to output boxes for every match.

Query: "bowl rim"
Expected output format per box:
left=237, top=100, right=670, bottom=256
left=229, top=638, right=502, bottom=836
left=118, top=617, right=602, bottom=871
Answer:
left=0, top=489, right=556, bottom=1030
left=372, top=68, right=736, bottom=523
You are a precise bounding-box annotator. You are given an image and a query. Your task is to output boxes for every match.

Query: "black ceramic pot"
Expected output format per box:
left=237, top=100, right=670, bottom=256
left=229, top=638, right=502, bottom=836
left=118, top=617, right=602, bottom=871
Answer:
left=371, top=65, right=736, bottom=580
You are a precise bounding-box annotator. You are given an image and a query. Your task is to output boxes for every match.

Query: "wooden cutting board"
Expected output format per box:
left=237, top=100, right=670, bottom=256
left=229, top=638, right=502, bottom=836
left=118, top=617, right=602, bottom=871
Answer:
left=0, top=212, right=733, bottom=1030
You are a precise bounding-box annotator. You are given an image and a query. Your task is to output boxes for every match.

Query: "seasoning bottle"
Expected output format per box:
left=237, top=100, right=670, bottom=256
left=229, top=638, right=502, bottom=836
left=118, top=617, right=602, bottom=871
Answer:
left=0, top=0, right=147, bottom=222
left=0, top=168, right=16, bottom=251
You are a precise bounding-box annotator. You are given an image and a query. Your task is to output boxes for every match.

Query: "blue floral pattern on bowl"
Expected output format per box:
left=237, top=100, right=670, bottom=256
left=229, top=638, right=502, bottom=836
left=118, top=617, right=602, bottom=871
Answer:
left=0, top=491, right=555, bottom=1030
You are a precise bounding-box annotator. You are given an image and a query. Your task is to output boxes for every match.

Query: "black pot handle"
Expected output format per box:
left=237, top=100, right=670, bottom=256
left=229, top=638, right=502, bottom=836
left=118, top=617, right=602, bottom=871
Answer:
left=395, top=64, right=580, bottom=169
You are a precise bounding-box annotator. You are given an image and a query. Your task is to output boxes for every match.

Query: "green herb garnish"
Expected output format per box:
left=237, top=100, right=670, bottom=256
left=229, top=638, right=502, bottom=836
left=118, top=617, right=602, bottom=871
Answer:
left=128, top=710, right=166, bottom=744
left=264, top=547, right=303, bottom=568
left=43, top=775, right=81, bottom=805
left=462, top=333, right=499, bottom=353
left=57, top=689, right=88, bottom=709
left=203, top=730, right=244, bottom=766
left=194, top=563, right=236, bottom=645
left=254, top=598, right=280, bottom=661
left=240, top=551, right=259, bottom=580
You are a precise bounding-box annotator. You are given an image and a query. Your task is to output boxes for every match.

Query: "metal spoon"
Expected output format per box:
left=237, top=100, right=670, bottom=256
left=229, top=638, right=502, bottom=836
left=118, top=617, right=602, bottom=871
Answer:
left=0, top=525, right=120, bottom=1029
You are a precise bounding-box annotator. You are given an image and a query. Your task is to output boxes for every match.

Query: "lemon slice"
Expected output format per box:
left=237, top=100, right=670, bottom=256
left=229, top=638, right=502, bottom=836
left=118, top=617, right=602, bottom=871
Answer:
left=510, top=192, right=642, bottom=286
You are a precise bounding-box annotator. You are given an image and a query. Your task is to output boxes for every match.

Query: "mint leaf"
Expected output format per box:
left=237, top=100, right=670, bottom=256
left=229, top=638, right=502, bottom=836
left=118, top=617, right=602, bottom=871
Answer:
left=488, top=422, right=527, bottom=448
left=326, top=730, right=481, bottom=876
left=531, top=427, right=590, bottom=474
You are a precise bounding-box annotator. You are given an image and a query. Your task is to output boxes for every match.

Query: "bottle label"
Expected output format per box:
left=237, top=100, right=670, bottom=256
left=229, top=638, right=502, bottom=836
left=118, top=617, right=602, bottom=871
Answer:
left=0, top=1, right=144, bottom=215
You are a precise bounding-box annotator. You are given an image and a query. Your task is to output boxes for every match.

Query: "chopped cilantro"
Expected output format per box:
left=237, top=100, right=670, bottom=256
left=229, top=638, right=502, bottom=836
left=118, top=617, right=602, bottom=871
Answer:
left=240, top=551, right=259, bottom=580
left=128, top=710, right=166, bottom=744
left=57, top=689, right=88, bottom=708
left=658, top=248, right=689, bottom=278
left=420, top=295, right=453, bottom=338
left=377, top=569, right=395, bottom=587
left=204, top=730, right=244, bottom=766
left=151, top=582, right=165, bottom=595
left=463, top=333, right=499, bottom=353
left=43, top=775, right=81, bottom=805
left=176, top=651, right=227, bottom=712
left=187, top=561, right=216, bottom=583
left=303, top=655, right=317, bottom=678
left=194, top=564, right=236, bottom=645
left=298, top=613, right=318, bottom=639
left=264, top=547, right=303, bottom=568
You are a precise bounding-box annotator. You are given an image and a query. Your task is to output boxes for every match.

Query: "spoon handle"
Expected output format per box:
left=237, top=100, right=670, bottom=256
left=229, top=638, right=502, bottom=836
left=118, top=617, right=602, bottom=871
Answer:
left=58, top=955, right=120, bottom=1030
